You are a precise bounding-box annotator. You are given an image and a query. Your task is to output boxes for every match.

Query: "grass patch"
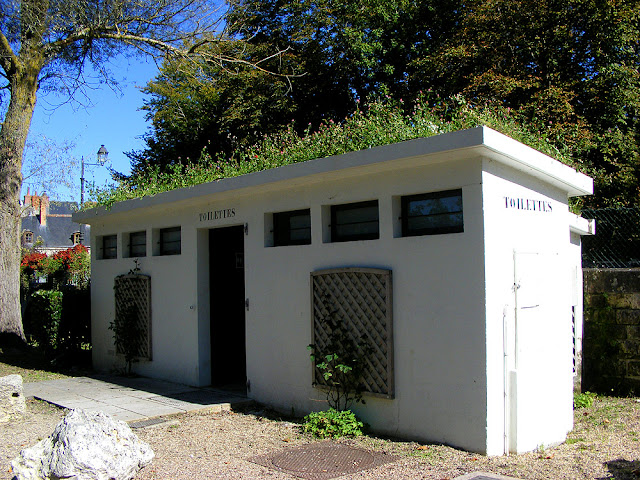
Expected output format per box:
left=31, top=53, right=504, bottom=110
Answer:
left=565, top=437, right=584, bottom=444
left=0, top=346, right=91, bottom=382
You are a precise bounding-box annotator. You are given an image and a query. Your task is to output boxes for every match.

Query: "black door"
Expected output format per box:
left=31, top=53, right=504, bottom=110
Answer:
left=209, top=226, right=246, bottom=387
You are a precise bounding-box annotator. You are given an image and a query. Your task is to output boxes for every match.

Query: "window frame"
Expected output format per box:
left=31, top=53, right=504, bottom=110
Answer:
left=273, top=209, right=311, bottom=246
left=23, top=231, right=33, bottom=244
left=102, top=234, right=117, bottom=259
left=401, top=189, right=464, bottom=237
left=330, top=200, right=379, bottom=243
left=159, top=226, right=181, bottom=256
left=128, top=230, right=147, bottom=257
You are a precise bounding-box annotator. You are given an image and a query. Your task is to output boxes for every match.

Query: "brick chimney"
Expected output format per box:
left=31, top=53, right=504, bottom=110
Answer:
left=30, top=191, right=40, bottom=211
left=24, top=187, right=32, bottom=207
left=39, top=192, right=49, bottom=226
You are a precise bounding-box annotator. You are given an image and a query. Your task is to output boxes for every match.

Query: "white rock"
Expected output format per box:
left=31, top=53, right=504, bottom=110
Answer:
left=0, top=374, right=26, bottom=423
left=11, top=409, right=154, bottom=480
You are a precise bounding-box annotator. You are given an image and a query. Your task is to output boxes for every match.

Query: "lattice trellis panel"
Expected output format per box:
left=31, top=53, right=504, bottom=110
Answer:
left=311, top=268, right=394, bottom=398
left=114, top=274, right=152, bottom=360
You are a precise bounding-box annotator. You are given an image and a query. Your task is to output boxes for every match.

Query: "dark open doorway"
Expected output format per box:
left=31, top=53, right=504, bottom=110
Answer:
left=209, top=225, right=246, bottom=389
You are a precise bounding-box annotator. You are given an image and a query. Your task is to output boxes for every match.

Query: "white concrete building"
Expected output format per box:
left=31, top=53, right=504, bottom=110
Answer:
left=75, top=126, right=594, bottom=455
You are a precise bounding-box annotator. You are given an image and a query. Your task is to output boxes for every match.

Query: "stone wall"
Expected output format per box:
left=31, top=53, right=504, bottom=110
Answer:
left=583, top=268, right=640, bottom=394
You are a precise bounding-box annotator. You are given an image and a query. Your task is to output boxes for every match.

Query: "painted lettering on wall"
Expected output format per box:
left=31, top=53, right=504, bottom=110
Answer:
left=199, top=208, right=236, bottom=222
left=503, top=197, right=553, bottom=213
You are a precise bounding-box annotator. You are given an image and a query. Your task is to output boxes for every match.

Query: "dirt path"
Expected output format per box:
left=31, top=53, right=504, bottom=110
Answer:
left=3, top=397, right=640, bottom=479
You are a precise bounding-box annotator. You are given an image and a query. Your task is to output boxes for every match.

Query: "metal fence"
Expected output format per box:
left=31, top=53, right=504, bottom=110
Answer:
left=581, top=208, right=640, bottom=268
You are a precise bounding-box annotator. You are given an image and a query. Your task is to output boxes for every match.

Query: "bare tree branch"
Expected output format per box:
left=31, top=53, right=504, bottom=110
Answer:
left=0, top=30, right=19, bottom=77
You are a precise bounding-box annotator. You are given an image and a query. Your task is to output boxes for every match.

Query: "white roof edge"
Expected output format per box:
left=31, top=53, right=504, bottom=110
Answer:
left=74, top=126, right=593, bottom=223
left=569, top=214, right=596, bottom=236
left=481, top=127, right=593, bottom=197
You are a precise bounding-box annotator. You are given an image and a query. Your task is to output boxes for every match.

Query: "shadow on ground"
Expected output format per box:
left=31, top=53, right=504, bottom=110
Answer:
left=599, top=459, right=640, bottom=480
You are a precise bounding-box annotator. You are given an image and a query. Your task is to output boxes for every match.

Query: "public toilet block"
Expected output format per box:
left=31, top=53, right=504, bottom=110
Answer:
left=75, top=126, right=594, bottom=455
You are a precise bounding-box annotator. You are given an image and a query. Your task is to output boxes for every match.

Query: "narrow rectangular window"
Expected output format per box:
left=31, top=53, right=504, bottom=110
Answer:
left=160, top=227, right=181, bottom=256
left=331, top=200, right=379, bottom=242
left=71, top=232, right=82, bottom=245
left=129, top=231, right=147, bottom=257
left=401, top=189, right=463, bottom=236
left=274, top=209, right=311, bottom=246
left=102, top=234, right=117, bottom=259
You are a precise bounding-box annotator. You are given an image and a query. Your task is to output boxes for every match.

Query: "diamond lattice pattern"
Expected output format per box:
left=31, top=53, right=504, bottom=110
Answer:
left=114, top=274, right=152, bottom=359
left=311, top=268, right=394, bottom=398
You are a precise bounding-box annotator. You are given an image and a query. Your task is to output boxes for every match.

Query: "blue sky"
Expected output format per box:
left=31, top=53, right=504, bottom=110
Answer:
left=23, top=56, right=159, bottom=203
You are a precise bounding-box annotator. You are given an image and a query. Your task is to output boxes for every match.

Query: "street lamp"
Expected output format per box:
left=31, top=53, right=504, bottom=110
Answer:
left=80, top=145, right=109, bottom=206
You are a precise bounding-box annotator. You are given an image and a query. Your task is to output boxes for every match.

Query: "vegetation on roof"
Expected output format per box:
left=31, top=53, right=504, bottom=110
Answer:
left=91, top=94, right=582, bottom=210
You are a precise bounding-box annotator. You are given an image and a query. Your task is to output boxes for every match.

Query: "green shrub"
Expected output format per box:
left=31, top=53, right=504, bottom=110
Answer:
left=302, top=408, right=365, bottom=438
left=25, top=290, right=63, bottom=352
left=92, top=95, right=575, bottom=209
left=574, top=391, right=597, bottom=409
left=309, top=295, right=372, bottom=411
left=109, top=302, right=142, bottom=375
left=58, top=285, right=91, bottom=353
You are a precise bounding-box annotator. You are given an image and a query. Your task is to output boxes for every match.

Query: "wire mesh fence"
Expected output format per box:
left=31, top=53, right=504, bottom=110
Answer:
left=581, top=208, right=640, bottom=268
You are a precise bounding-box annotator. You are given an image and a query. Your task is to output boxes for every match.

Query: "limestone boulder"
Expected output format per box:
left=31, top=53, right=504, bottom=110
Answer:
left=11, top=409, right=154, bottom=480
left=0, top=374, right=26, bottom=422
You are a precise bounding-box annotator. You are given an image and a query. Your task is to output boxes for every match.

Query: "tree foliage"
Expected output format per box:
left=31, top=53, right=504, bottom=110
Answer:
left=132, top=0, right=640, bottom=208
left=127, top=39, right=297, bottom=176
left=0, top=0, right=278, bottom=341
left=129, top=0, right=458, bottom=173
left=94, top=95, right=573, bottom=207
left=420, top=0, right=640, bottom=207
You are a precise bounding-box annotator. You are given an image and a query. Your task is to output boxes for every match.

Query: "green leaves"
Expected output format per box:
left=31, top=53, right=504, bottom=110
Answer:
left=574, top=391, right=597, bottom=409
left=123, top=0, right=640, bottom=207
left=93, top=95, right=572, bottom=209
left=302, top=408, right=365, bottom=438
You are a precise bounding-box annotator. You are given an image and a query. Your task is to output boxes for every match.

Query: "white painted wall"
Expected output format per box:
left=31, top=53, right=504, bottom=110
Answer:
left=482, top=158, right=575, bottom=454
left=242, top=159, right=488, bottom=453
left=81, top=128, right=592, bottom=455
left=90, top=210, right=204, bottom=383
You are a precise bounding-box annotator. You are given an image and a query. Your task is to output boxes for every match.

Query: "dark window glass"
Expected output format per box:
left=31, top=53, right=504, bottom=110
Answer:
left=273, top=209, right=311, bottom=246
left=160, top=227, right=181, bottom=255
left=331, top=200, right=379, bottom=242
left=402, top=189, right=463, bottom=236
left=24, top=231, right=33, bottom=244
left=129, top=231, right=147, bottom=257
left=102, top=234, right=117, bottom=259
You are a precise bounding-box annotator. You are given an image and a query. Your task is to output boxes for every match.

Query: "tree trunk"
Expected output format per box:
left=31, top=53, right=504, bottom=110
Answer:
left=0, top=68, right=39, bottom=342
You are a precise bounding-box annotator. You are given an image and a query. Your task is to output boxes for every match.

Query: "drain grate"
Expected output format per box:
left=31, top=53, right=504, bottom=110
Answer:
left=249, top=442, right=398, bottom=480
left=129, top=418, right=168, bottom=429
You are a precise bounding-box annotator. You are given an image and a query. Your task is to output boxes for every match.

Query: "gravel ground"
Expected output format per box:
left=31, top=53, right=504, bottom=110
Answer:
left=2, top=396, right=639, bottom=480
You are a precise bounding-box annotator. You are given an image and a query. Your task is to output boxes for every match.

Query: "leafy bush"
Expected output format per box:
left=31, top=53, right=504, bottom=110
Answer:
left=20, top=245, right=90, bottom=288
left=309, top=296, right=372, bottom=411
left=58, top=285, right=91, bottom=353
left=109, top=302, right=142, bottom=375
left=574, top=391, right=597, bottom=409
left=24, top=290, right=63, bottom=352
left=92, top=95, right=576, bottom=209
left=302, top=408, right=364, bottom=438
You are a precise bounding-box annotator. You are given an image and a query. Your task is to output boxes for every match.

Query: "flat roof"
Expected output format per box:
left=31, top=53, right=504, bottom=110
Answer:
left=75, top=126, right=593, bottom=224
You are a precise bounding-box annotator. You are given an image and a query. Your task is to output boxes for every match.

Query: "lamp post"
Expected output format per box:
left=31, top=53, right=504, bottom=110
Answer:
left=80, top=144, right=109, bottom=206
